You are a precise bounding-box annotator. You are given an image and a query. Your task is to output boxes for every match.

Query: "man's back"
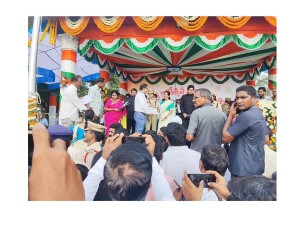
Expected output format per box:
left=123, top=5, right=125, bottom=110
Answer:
left=188, top=104, right=227, bottom=153
left=88, top=84, right=101, bottom=115
left=59, top=84, right=83, bottom=122
left=227, top=106, right=267, bottom=176
left=160, top=145, right=200, bottom=185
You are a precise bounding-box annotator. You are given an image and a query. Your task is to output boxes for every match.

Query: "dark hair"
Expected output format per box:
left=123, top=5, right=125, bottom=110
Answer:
left=93, top=180, right=112, bottom=201
left=110, top=90, right=119, bottom=97
left=76, top=164, right=89, bottom=181
left=201, top=144, right=228, bottom=176
left=125, top=93, right=131, bottom=98
left=166, top=122, right=186, bottom=146
left=145, top=131, right=167, bottom=163
left=236, top=85, right=257, bottom=97
left=114, top=128, right=130, bottom=143
left=159, top=126, right=167, bottom=137
left=164, top=91, right=171, bottom=100
left=90, top=130, right=106, bottom=143
left=110, top=123, right=123, bottom=130
left=131, top=88, right=137, bottom=92
left=258, top=87, right=267, bottom=92
left=187, top=85, right=194, bottom=90
left=104, top=142, right=152, bottom=200
left=228, top=175, right=276, bottom=201
left=71, top=75, right=82, bottom=83
left=96, top=77, right=105, bottom=83
left=140, top=83, right=148, bottom=91
left=196, top=88, right=212, bottom=102
left=84, top=109, right=96, bottom=129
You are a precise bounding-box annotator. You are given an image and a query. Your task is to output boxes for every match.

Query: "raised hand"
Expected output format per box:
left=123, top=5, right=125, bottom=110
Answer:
left=29, top=124, right=84, bottom=201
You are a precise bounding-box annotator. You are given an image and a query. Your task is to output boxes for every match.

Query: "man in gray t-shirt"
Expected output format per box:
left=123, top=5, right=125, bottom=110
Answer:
left=186, top=88, right=227, bottom=153
left=222, top=85, right=269, bottom=177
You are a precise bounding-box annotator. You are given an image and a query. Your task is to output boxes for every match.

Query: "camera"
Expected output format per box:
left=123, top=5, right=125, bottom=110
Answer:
left=113, top=127, right=146, bottom=144
left=187, top=174, right=216, bottom=188
left=124, top=136, right=146, bottom=144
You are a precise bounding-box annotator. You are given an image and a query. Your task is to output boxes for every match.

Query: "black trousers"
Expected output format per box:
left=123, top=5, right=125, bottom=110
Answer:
left=127, top=118, right=136, bottom=134
left=182, top=117, right=192, bottom=147
left=182, top=117, right=190, bottom=130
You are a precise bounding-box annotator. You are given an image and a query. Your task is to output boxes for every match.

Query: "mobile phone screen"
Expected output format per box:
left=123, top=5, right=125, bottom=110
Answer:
left=187, top=174, right=216, bottom=188
left=124, top=136, right=146, bottom=144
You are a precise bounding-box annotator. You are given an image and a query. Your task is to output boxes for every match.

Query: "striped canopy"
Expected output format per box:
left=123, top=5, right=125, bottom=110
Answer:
left=80, top=33, right=276, bottom=84
left=29, top=16, right=276, bottom=86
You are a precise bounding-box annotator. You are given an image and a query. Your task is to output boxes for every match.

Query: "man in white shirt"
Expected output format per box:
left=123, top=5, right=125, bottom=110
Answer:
left=198, top=144, right=229, bottom=201
left=29, top=124, right=205, bottom=201
left=134, top=83, right=151, bottom=134
left=59, top=75, right=87, bottom=128
left=88, top=78, right=105, bottom=120
left=83, top=133, right=176, bottom=201
left=160, top=122, right=201, bottom=186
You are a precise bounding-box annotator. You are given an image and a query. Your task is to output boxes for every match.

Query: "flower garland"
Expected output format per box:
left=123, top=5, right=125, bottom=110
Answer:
left=59, top=16, right=90, bottom=35
left=101, top=86, right=110, bottom=103
left=101, top=86, right=109, bottom=96
left=28, top=19, right=50, bottom=47
left=49, top=17, right=58, bottom=46
left=182, top=16, right=199, bottom=21
left=264, top=16, right=276, bottom=27
left=132, top=16, right=164, bottom=31
left=99, top=16, right=122, bottom=26
left=173, top=16, right=208, bottom=31
left=140, top=16, right=158, bottom=22
left=28, top=98, right=38, bottom=127
left=216, top=16, right=251, bottom=29
left=258, top=100, right=277, bottom=151
left=93, top=16, right=125, bottom=33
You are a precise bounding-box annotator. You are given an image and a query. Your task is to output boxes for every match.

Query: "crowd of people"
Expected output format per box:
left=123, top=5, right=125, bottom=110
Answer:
left=28, top=74, right=277, bottom=201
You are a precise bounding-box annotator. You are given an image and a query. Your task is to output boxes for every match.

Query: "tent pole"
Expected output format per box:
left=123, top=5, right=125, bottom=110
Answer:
left=28, top=16, right=41, bottom=93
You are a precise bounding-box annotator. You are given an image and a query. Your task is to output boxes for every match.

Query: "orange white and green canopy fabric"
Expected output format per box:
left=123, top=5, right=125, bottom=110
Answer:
left=79, top=33, right=276, bottom=85
left=33, top=16, right=277, bottom=85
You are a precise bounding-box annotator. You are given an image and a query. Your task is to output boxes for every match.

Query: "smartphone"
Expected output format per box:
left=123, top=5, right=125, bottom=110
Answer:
left=124, top=136, right=146, bottom=144
left=187, top=174, right=216, bottom=188
left=173, top=179, right=185, bottom=201
left=173, top=179, right=181, bottom=188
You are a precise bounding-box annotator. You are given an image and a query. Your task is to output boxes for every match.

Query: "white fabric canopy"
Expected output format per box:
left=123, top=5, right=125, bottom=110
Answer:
left=28, top=31, right=100, bottom=87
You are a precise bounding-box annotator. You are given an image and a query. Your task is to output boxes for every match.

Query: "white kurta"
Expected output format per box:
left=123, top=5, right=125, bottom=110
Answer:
left=59, top=84, right=87, bottom=122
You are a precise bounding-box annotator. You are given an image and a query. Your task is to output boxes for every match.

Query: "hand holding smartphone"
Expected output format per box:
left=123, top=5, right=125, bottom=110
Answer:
left=187, top=174, right=216, bottom=188
left=173, top=179, right=185, bottom=201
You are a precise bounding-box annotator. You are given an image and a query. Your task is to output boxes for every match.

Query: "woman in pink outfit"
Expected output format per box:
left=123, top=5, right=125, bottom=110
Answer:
left=104, top=90, right=126, bottom=135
